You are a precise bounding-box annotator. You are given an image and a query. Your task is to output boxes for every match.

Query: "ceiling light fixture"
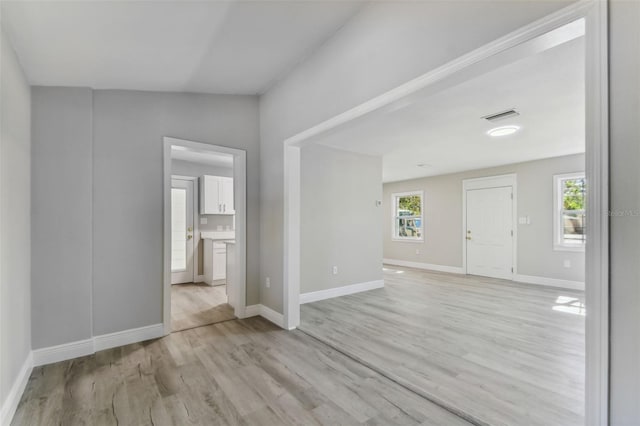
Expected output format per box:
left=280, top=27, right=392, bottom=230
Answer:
left=487, top=125, right=520, bottom=137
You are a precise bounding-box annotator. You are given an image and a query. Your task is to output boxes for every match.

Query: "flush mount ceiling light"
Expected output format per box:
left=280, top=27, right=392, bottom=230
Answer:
left=487, top=125, right=521, bottom=137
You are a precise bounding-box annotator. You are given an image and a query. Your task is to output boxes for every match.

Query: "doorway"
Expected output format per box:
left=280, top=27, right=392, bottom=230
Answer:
left=171, top=178, right=195, bottom=284
left=163, top=137, right=248, bottom=335
left=463, top=174, right=516, bottom=280
left=284, top=4, right=608, bottom=424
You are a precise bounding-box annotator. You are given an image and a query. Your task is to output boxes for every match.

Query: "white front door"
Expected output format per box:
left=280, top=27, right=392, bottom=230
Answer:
left=466, top=186, right=513, bottom=280
left=171, top=178, right=194, bottom=284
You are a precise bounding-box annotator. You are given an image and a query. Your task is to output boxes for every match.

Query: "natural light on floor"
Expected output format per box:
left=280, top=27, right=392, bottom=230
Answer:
left=553, top=295, right=586, bottom=316
left=383, top=267, right=405, bottom=274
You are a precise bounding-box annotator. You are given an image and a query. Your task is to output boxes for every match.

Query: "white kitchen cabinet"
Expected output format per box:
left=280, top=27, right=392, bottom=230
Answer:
left=203, top=240, right=227, bottom=285
left=200, top=175, right=234, bottom=215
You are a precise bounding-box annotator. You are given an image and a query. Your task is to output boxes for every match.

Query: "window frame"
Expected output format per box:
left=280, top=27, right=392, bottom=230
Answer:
left=553, top=172, right=586, bottom=252
left=391, top=190, right=424, bottom=243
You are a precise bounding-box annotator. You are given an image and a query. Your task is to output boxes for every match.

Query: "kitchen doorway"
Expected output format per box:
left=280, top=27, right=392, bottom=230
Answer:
left=163, top=137, right=248, bottom=334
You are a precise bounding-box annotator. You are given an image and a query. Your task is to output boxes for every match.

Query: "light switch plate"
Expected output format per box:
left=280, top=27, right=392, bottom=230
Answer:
left=200, top=217, right=208, bottom=225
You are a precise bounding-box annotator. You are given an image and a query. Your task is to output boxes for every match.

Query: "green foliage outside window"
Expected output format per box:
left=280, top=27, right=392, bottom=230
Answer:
left=398, top=195, right=421, bottom=216
left=563, top=178, right=586, bottom=211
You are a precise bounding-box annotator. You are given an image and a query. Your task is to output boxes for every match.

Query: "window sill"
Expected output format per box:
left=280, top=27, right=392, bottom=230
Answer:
left=553, top=245, right=585, bottom=253
left=392, top=238, right=424, bottom=243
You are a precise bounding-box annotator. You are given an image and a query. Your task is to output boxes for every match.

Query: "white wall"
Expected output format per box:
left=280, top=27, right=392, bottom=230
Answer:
left=383, top=154, right=585, bottom=283
left=609, top=1, right=640, bottom=424
left=0, top=27, right=31, bottom=417
left=30, top=88, right=260, bottom=344
left=31, top=87, right=93, bottom=349
left=300, top=144, right=382, bottom=293
left=259, top=1, right=573, bottom=312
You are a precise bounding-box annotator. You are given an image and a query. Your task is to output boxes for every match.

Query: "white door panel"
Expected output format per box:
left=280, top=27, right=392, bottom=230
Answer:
left=171, top=178, right=194, bottom=284
left=466, top=186, right=513, bottom=280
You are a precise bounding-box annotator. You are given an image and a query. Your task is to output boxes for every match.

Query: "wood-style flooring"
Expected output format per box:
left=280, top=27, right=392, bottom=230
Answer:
left=171, top=283, right=235, bottom=332
left=11, top=317, right=471, bottom=426
left=299, top=266, right=585, bottom=426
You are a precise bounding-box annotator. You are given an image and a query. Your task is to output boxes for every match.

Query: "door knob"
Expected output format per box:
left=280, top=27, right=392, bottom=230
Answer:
left=466, top=236, right=472, bottom=240
left=187, top=235, right=193, bottom=240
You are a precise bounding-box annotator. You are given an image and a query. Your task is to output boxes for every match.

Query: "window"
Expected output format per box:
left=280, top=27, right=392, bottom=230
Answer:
left=392, top=191, right=423, bottom=241
left=553, top=173, right=586, bottom=251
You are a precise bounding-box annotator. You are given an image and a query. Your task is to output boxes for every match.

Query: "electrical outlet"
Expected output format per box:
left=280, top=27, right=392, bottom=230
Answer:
left=265, top=277, right=271, bottom=288
left=416, top=249, right=420, bottom=255
left=200, top=217, right=208, bottom=225
left=332, top=266, right=338, bottom=275
left=563, top=260, right=571, bottom=268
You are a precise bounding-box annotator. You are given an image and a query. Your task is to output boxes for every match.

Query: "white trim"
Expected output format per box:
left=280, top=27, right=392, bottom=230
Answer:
left=31, top=324, right=164, bottom=368
left=462, top=174, right=518, bottom=279
left=0, top=352, right=33, bottom=426
left=583, top=1, right=609, bottom=424
left=514, top=274, right=585, bottom=291
left=283, top=145, right=301, bottom=330
left=383, top=259, right=464, bottom=275
left=391, top=190, right=424, bottom=242
left=258, top=305, right=286, bottom=329
left=300, top=280, right=384, bottom=304
left=243, top=304, right=261, bottom=318
left=93, top=324, right=164, bottom=352
left=32, top=339, right=94, bottom=367
left=283, top=3, right=608, bottom=422
left=164, top=137, right=248, bottom=334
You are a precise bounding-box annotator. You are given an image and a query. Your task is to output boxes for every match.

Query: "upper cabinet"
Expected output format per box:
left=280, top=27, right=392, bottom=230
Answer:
left=200, top=175, right=235, bottom=215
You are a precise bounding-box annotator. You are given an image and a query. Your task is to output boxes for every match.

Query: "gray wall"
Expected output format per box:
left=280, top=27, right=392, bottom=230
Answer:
left=0, top=28, right=31, bottom=410
left=31, top=87, right=93, bottom=349
left=301, top=144, right=382, bottom=294
left=92, top=90, right=260, bottom=335
left=259, top=1, right=573, bottom=312
left=31, top=88, right=260, bottom=343
left=609, top=1, right=640, bottom=424
left=383, top=154, right=585, bottom=283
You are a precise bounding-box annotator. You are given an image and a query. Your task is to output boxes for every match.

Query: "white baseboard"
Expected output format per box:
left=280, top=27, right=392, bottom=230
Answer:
left=383, top=258, right=464, bottom=275
left=300, top=280, right=385, bottom=304
left=514, top=274, right=585, bottom=291
left=243, top=304, right=261, bottom=318
left=0, top=352, right=33, bottom=426
left=258, top=305, right=285, bottom=328
left=94, top=324, right=164, bottom=352
left=32, top=338, right=94, bottom=367
left=32, top=323, right=164, bottom=368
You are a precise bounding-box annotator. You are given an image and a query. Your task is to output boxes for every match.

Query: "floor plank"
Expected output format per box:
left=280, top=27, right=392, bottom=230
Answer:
left=299, top=266, right=585, bottom=426
left=12, top=317, right=471, bottom=426
left=171, top=283, right=235, bottom=332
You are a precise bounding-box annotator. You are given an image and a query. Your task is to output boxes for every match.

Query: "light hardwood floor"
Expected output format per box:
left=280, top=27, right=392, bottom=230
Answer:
left=171, top=283, right=235, bottom=332
left=300, top=266, right=585, bottom=426
left=12, top=317, right=471, bottom=426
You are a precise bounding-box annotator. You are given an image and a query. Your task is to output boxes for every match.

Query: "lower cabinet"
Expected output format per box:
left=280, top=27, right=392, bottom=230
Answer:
left=203, top=240, right=227, bottom=285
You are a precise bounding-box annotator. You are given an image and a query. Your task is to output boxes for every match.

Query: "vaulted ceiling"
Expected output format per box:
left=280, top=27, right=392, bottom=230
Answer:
left=1, top=1, right=365, bottom=94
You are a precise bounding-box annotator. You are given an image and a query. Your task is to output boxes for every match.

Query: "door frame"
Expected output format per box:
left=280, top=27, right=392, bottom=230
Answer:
left=283, top=1, right=608, bottom=423
left=163, top=137, right=248, bottom=335
left=462, top=174, right=517, bottom=277
left=171, top=175, right=200, bottom=283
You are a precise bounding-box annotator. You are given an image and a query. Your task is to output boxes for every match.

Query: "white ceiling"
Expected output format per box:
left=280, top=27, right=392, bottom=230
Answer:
left=309, top=32, right=585, bottom=183
left=171, top=146, right=234, bottom=168
left=1, top=0, right=364, bottom=95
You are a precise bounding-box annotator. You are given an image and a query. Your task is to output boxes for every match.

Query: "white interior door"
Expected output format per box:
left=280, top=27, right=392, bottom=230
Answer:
left=171, top=178, right=194, bottom=284
left=466, top=186, right=513, bottom=280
